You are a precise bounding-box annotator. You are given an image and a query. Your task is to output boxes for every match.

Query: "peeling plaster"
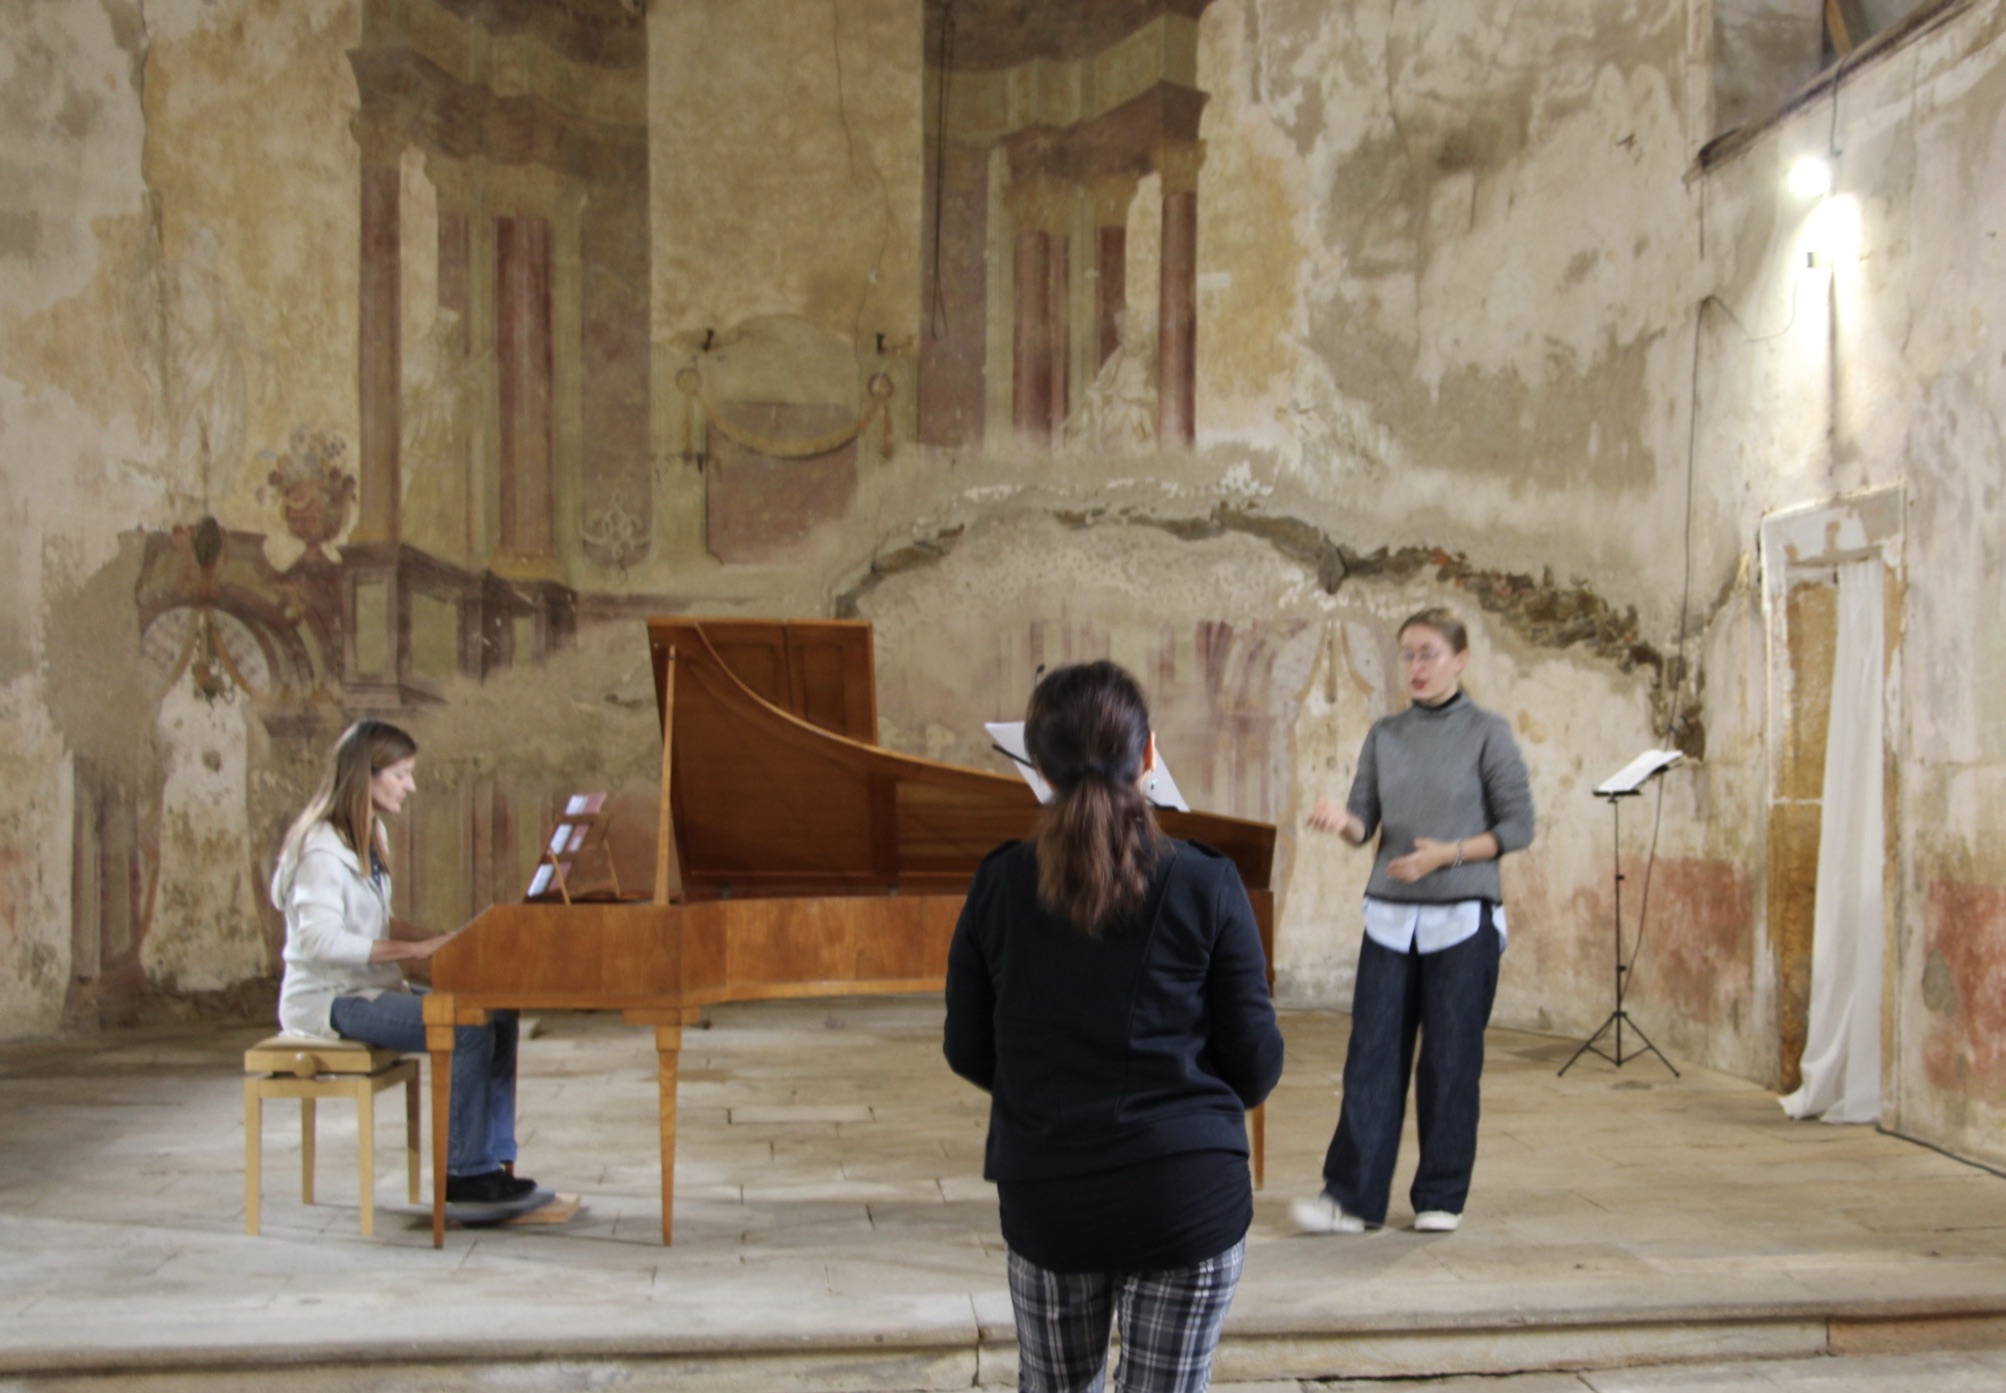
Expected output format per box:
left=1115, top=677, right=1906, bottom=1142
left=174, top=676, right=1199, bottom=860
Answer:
left=845, top=500, right=1699, bottom=748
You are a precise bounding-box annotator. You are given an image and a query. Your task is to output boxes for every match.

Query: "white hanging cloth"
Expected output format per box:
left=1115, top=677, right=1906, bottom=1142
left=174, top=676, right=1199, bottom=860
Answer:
left=1780, top=558, right=1885, bottom=1124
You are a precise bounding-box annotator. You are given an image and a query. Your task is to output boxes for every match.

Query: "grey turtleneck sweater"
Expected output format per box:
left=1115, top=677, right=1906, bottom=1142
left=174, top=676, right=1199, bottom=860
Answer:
left=1346, top=691, right=1535, bottom=905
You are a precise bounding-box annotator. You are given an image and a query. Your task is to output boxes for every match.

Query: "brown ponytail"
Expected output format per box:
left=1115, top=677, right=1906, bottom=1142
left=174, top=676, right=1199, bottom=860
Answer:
left=1024, top=662, right=1164, bottom=933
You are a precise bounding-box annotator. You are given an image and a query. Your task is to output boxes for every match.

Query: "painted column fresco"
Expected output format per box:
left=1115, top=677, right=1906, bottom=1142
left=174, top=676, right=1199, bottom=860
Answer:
left=921, top=2, right=1214, bottom=455
left=354, top=120, right=403, bottom=544
left=1089, top=176, right=1136, bottom=372
left=1045, top=232, right=1072, bottom=439
left=1156, top=140, right=1203, bottom=448
left=1012, top=226, right=1055, bottom=445
left=578, top=196, right=653, bottom=573
left=1003, top=159, right=1075, bottom=443
left=494, top=214, right=557, bottom=563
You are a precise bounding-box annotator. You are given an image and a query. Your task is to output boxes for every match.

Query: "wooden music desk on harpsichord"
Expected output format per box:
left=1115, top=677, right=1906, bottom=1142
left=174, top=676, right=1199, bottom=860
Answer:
left=422, top=618, right=1277, bottom=1246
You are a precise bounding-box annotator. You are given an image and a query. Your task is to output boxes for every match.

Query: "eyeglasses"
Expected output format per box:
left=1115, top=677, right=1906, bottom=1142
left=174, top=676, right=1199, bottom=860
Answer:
left=1399, top=647, right=1455, bottom=667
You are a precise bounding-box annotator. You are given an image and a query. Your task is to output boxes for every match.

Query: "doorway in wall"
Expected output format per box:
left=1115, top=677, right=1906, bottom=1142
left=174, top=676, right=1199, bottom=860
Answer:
left=1760, top=488, right=1903, bottom=1111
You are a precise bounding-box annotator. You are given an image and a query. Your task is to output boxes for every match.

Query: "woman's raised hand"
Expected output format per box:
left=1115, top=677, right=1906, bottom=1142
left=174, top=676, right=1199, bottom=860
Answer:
left=1307, top=798, right=1366, bottom=844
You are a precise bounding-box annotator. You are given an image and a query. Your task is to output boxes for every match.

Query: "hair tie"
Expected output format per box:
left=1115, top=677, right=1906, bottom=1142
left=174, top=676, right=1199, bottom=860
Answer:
left=1078, top=759, right=1111, bottom=781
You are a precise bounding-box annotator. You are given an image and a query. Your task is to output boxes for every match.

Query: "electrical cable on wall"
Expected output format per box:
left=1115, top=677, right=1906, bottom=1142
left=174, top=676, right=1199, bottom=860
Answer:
left=1628, top=14, right=1865, bottom=998
left=1622, top=292, right=1711, bottom=991
left=829, top=0, right=896, bottom=366
left=1626, top=218, right=1843, bottom=986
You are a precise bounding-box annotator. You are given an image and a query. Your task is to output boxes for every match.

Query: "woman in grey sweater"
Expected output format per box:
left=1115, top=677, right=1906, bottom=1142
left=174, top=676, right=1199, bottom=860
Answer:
left=1293, top=608, right=1534, bottom=1236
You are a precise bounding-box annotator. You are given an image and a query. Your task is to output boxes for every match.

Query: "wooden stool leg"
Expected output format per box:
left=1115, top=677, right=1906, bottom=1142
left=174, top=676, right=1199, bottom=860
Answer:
left=301, top=1097, right=317, bottom=1205
left=357, top=1078, right=376, bottom=1237
left=404, top=1065, right=421, bottom=1203
left=245, top=1079, right=263, bottom=1236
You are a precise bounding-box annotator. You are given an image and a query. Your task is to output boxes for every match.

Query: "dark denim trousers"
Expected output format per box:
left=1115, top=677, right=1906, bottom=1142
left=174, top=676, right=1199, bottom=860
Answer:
left=330, top=991, right=518, bottom=1177
left=1320, top=913, right=1501, bottom=1224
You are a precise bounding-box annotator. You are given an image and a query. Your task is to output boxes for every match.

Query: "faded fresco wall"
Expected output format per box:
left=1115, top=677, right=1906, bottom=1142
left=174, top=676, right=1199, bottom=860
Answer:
left=1691, top=0, right=2006, bottom=1159
left=1, top=0, right=369, bottom=1029
left=5, top=0, right=2006, bottom=1171
left=649, top=0, right=922, bottom=574
left=0, top=2, right=153, bottom=1035
left=847, top=0, right=1736, bottom=1078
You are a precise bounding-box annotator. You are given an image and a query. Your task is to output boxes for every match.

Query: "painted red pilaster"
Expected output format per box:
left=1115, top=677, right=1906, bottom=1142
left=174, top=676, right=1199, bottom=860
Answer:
left=357, top=160, right=401, bottom=542
left=1013, top=230, right=1052, bottom=444
left=1046, top=234, right=1070, bottom=439
left=494, top=215, right=555, bottom=559
left=1157, top=189, right=1197, bottom=447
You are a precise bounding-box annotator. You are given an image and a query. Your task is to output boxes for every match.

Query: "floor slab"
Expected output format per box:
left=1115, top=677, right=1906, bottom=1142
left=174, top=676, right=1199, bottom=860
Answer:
left=2, top=1000, right=2006, bottom=1386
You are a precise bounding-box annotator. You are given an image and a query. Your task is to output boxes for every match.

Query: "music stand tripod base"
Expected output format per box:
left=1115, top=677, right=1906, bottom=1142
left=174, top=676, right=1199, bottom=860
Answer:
left=1559, top=1005, right=1678, bottom=1076
left=1559, top=788, right=1679, bottom=1079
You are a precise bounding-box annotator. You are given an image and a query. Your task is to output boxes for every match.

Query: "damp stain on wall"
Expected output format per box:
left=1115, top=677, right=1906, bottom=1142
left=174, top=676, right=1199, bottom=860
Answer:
left=1922, top=878, right=2006, bottom=1094
left=40, top=534, right=163, bottom=795
left=1636, top=857, right=1755, bottom=1031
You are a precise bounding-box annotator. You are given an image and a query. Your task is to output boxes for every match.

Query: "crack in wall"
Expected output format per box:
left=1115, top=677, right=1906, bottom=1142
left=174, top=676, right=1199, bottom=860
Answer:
left=832, top=524, right=965, bottom=618
left=838, top=505, right=1711, bottom=757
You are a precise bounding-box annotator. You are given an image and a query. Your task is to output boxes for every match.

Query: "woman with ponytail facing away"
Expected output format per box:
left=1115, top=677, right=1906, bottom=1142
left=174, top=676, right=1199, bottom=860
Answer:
left=944, top=663, right=1284, bottom=1393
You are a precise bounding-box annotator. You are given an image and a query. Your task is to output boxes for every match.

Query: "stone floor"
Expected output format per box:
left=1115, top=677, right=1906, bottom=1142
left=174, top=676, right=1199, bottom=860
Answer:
left=2, top=998, right=2006, bottom=1391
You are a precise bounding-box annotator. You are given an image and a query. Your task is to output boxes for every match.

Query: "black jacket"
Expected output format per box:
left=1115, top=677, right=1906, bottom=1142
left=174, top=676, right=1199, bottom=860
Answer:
left=943, top=838, right=1285, bottom=1183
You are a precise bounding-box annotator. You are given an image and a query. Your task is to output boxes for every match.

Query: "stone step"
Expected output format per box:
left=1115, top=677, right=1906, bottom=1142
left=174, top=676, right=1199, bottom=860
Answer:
left=7, top=1300, right=2006, bottom=1393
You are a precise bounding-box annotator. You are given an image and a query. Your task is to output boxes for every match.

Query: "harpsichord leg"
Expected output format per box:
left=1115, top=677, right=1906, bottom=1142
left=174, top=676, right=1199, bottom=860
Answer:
left=655, top=1024, right=682, bottom=1244
left=423, top=993, right=458, bottom=1248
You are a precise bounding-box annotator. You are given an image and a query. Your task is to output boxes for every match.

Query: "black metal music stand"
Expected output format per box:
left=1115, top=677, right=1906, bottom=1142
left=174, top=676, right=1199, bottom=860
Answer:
left=1559, top=785, right=1679, bottom=1078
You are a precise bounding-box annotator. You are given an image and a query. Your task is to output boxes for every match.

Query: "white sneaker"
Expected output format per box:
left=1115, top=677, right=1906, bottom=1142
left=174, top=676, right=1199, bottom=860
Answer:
left=1290, top=1195, right=1368, bottom=1234
left=1413, top=1210, right=1462, bottom=1233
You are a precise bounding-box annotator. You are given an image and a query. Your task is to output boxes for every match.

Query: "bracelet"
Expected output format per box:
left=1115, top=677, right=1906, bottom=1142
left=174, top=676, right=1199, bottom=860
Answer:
left=1452, top=840, right=1464, bottom=868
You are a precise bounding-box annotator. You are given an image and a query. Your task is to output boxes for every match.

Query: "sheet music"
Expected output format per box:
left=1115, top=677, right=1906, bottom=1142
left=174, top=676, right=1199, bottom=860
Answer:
left=1595, top=748, right=1683, bottom=796
left=984, top=722, right=1192, bottom=812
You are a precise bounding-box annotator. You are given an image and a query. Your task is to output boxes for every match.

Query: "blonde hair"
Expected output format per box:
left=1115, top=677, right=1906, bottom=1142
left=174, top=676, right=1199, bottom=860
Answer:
left=1399, top=606, right=1469, bottom=653
left=271, top=720, right=416, bottom=906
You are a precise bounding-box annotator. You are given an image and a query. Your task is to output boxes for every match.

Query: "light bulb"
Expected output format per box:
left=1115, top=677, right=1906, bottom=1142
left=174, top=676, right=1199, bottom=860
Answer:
left=1788, top=156, right=1833, bottom=199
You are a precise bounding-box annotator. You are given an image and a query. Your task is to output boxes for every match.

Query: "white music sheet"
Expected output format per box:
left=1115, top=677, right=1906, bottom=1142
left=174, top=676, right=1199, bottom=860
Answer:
left=1594, top=748, right=1683, bottom=796
left=984, top=722, right=1192, bottom=812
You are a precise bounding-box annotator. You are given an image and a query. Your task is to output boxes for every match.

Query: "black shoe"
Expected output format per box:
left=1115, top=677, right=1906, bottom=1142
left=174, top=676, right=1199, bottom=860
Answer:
left=446, top=1169, right=538, bottom=1205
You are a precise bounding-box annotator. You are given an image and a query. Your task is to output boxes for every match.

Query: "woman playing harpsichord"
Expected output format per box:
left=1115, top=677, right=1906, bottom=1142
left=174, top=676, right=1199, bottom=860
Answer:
left=271, top=719, right=536, bottom=1207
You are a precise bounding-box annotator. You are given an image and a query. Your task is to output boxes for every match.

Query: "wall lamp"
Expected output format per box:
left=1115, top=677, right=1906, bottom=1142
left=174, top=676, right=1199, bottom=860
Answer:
left=1788, top=155, right=1834, bottom=199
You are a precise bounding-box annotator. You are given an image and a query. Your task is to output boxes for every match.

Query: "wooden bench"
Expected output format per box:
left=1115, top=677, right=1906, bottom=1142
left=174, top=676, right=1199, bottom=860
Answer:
left=244, top=1035, right=419, bottom=1236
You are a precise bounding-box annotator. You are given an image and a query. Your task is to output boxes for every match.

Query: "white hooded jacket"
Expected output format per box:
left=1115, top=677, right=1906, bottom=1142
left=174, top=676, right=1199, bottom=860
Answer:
left=271, top=821, right=408, bottom=1038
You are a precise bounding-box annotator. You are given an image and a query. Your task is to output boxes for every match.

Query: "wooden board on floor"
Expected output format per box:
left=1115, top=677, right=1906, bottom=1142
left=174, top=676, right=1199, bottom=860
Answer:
left=502, top=1192, right=581, bottom=1225
left=396, top=1192, right=583, bottom=1230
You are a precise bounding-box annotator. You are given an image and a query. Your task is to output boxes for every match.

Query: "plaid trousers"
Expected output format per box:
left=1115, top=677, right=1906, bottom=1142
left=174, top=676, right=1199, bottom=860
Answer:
left=1006, top=1237, right=1246, bottom=1393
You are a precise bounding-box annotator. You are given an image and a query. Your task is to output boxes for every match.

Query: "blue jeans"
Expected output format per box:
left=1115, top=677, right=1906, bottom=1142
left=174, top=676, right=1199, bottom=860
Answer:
left=1320, top=915, right=1501, bottom=1224
left=329, top=991, right=518, bottom=1177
